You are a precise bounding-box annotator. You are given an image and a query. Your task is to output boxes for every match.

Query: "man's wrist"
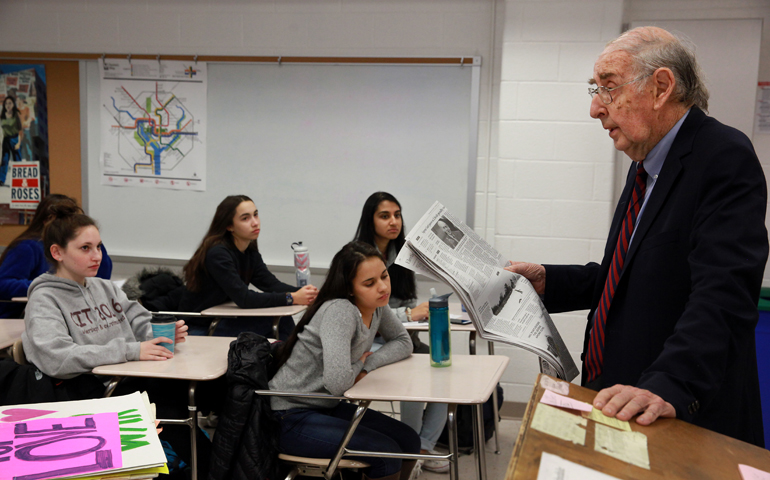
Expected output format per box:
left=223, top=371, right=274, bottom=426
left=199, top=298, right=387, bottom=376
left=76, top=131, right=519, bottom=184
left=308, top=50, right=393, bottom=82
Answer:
left=286, top=293, right=294, bottom=305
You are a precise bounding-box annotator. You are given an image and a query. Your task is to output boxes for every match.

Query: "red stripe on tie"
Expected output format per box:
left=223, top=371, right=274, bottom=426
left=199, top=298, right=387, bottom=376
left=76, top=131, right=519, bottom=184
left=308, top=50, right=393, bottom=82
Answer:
left=585, top=162, right=647, bottom=383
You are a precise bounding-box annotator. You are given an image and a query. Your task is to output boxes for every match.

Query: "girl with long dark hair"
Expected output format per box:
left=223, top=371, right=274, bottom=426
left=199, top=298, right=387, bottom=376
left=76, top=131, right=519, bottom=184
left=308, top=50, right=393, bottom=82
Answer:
left=354, top=192, right=449, bottom=473
left=270, top=241, right=420, bottom=480
left=0, top=194, right=112, bottom=318
left=179, top=195, right=318, bottom=338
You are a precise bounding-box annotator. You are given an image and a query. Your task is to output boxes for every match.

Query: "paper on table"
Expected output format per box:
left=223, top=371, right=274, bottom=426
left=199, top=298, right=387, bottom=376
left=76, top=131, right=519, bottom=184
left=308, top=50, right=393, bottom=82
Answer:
left=740, top=464, right=770, bottom=480
left=536, top=451, right=621, bottom=480
left=540, top=376, right=569, bottom=396
left=594, top=423, right=650, bottom=470
left=583, top=408, right=632, bottom=431
left=531, top=403, right=587, bottom=446
left=540, top=389, right=592, bottom=412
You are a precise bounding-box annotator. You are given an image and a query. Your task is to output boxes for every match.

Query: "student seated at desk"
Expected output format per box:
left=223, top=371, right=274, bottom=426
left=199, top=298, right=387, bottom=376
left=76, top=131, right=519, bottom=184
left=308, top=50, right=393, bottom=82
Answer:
left=355, top=192, right=449, bottom=473
left=270, top=241, right=420, bottom=480
left=179, top=195, right=318, bottom=339
left=0, top=194, right=112, bottom=318
left=21, top=205, right=217, bottom=477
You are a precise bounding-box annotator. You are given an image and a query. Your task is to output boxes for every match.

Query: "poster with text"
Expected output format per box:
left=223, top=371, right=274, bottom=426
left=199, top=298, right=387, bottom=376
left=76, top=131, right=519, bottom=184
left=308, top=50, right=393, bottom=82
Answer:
left=0, top=64, right=48, bottom=225
left=99, top=58, right=206, bottom=191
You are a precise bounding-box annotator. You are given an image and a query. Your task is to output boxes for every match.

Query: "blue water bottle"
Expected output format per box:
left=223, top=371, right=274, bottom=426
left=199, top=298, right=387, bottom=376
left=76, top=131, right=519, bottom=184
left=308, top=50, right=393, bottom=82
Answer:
left=429, top=290, right=452, bottom=367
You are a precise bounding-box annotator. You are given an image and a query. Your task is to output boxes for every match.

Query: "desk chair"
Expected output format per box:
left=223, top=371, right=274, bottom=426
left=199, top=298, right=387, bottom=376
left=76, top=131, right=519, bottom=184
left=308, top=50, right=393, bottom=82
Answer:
left=256, top=390, right=373, bottom=480
left=11, top=338, right=124, bottom=397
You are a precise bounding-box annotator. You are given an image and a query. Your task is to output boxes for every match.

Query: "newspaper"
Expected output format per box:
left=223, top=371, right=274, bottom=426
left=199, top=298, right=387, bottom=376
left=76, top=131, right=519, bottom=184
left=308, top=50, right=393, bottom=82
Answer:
left=396, top=201, right=579, bottom=381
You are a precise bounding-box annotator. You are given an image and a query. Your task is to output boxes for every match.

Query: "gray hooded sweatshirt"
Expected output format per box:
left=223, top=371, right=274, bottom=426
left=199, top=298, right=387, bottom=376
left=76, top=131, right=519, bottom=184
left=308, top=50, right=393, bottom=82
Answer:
left=22, top=273, right=152, bottom=379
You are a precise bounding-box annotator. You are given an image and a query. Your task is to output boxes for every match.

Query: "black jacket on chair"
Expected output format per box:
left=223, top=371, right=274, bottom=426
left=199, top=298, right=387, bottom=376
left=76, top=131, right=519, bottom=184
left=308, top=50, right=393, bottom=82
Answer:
left=208, top=333, right=280, bottom=480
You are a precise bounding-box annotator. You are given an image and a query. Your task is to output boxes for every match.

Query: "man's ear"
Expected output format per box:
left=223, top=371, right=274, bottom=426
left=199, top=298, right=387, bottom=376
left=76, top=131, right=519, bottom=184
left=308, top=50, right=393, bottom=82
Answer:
left=652, top=67, right=676, bottom=110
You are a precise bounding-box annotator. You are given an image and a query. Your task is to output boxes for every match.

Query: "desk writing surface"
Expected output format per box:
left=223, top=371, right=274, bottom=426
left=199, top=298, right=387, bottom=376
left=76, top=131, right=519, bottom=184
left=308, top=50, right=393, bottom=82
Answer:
left=201, top=302, right=307, bottom=317
left=345, top=354, right=508, bottom=404
left=403, top=303, right=474, bottom=332
left=0, top=319, right=24, bottom=349
left=506, top=374, right=770, bottom=480
left=92, top=335, right=234, bottom=381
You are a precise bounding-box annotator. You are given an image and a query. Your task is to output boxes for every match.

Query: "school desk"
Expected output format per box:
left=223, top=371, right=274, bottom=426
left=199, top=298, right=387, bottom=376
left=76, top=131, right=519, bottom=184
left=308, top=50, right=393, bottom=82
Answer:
left=92, top=335, right=234, bottom=480
left=0, top=319, right=24, bottom=349
left=506, top=373, right=770, bottom=479
left=201, top=301, right=307, bottom=337
left=340, top=354, right=509, bottom=480
left=403, top=302, right=502, bottom=453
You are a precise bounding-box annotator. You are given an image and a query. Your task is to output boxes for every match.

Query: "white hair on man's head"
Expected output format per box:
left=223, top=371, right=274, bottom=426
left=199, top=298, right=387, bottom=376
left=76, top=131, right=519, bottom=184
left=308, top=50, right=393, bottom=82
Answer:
left=606, top=26, right=709, bottom=112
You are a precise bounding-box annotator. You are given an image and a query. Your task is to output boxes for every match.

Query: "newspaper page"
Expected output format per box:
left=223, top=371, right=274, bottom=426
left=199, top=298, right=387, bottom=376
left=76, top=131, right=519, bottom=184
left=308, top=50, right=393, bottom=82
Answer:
left=396, top=201, right=579, bottom=381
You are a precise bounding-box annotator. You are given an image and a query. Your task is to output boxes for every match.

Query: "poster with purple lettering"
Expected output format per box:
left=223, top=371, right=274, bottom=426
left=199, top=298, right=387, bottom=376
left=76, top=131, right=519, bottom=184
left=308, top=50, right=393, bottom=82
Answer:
left=0, top=412, right=122, bottom=480
left=0, top=392, right=166, bottom=479
left=0, top=64, right=49, bottom=224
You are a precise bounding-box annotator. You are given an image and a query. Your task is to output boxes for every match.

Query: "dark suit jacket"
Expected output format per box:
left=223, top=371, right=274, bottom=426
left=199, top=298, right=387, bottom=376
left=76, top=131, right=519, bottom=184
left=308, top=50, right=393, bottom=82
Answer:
left=543, top=107, right=768, bottom=446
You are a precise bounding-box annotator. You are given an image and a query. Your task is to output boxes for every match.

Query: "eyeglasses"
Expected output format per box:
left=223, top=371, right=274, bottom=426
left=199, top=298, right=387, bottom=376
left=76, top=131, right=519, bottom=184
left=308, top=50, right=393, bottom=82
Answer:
left=588, top=74, right=652, bottom=105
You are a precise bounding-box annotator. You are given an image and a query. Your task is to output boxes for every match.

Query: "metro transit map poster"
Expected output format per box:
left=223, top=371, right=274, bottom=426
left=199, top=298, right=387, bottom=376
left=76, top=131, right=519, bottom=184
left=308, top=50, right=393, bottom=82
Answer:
left=99, top=58, right=206, bottom=191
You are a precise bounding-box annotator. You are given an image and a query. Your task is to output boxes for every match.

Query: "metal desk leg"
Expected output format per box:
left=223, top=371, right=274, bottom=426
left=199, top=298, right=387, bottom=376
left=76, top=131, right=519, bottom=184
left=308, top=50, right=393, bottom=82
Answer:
left=487, top=342, right=501, bottom=454
left=447, top=403, right=459, bottom=480
left=469, top=331, right=477, bottom=355
left=188, top=381, right=198, bottom=480
left=325, top=400, right=371, bottom=480
left=206, top=317, right=221, bottom=336
left=103, top=376, right=122, bottom=398
left=272, top=316, right=281, bottom=340
left=472, top=403, right=488, bottom=480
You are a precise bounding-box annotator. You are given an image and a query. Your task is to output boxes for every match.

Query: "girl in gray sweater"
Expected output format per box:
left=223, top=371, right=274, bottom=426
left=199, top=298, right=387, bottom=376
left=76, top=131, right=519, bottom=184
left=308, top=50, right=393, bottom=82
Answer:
left=270, top=241, right=420, bottom=480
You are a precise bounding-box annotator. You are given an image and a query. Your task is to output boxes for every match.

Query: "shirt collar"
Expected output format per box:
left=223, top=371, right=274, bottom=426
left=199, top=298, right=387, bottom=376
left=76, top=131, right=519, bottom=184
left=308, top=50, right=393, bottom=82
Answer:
left=641, top=108, right=690, bottom=178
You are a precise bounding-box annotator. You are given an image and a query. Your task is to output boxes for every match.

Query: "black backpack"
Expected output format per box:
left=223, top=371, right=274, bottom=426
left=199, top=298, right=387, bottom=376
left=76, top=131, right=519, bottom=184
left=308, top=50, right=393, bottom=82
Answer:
left=437, top=383, right=504, bottom=449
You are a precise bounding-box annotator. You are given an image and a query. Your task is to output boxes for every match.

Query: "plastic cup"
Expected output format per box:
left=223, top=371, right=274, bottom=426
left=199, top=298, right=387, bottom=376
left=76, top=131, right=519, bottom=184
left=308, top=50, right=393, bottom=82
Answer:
left=151, top=314, right=177, bottom=353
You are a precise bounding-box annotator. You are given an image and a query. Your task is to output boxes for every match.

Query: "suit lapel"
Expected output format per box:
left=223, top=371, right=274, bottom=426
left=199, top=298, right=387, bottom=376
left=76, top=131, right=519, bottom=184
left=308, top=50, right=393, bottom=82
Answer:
left=621, top=107, right=704, bottom=270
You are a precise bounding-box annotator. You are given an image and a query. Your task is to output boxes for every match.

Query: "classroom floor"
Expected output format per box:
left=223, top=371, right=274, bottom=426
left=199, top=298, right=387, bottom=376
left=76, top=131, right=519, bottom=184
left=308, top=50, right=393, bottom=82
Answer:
left=202, top=402, right=523, bottom=480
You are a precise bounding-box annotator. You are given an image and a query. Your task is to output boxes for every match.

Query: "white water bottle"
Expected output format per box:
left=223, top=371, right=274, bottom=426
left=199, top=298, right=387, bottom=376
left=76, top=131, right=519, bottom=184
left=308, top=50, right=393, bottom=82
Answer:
left=291, top=242, right=311, bottom=287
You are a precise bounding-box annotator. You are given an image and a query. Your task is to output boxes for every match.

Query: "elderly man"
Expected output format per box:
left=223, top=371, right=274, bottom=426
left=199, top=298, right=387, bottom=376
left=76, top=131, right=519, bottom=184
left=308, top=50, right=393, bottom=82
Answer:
left=509, top=26, right=767, bottom=446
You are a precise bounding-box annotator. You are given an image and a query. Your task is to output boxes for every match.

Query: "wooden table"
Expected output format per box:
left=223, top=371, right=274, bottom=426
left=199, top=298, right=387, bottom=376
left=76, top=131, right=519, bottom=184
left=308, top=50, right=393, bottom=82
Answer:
left=93, top=335, right=235, bottom=480
left=201, top=301, right=307, bottom=337
left=0, top=319, right=24, bottom=349
left=337, top=354, right=510, bottom=480
left=506, top=373, right=770, bottom=479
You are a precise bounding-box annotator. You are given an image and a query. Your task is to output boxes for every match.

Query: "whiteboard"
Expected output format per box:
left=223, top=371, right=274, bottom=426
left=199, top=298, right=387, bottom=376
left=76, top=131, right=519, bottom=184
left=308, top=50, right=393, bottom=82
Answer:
left=81, top=59, right=480, bottom=267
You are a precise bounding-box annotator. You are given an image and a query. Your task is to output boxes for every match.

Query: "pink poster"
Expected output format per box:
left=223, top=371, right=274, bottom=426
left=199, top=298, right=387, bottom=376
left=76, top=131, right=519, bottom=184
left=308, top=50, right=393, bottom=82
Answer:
left=0, top=412, right=122, bottom=480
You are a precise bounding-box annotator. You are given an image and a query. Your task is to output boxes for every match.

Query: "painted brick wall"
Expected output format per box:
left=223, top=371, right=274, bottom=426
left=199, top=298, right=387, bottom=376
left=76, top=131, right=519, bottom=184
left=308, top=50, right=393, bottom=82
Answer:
left=494, top=0, right=623, bottom=401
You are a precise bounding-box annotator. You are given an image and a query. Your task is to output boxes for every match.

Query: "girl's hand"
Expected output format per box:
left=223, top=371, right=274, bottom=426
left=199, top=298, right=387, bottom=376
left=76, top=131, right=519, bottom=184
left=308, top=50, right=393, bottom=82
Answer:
left=175, top=319, right=188, bottom=344
left=359, top=351, right=373, bottom=363
left=139, top=337, right=174, bottom=361
left=355, top=370, right=368, bottom=384
left=292, top=285, right=319, bottom=305
left=411, top=302, right=429, bottom=321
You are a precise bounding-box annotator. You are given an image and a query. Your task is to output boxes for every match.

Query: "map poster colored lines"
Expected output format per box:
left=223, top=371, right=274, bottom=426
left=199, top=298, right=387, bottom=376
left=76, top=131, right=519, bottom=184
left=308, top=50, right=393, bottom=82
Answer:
left=99, top=58, right=206, bottom=191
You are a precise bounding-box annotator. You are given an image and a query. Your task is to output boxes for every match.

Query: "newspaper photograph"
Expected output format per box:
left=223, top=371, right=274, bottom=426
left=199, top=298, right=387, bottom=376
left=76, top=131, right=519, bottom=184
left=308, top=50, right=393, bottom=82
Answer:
left=396, top=201, right=579, bottom=381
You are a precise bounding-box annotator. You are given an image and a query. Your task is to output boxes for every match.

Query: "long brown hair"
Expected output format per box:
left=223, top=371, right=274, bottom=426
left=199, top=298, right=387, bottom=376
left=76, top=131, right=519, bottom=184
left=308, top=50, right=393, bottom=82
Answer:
left=0, top=194, right=79, bottom=267
left=183, top=195, right=257, bottom=292
left=274, top=241, right=383, bottom=371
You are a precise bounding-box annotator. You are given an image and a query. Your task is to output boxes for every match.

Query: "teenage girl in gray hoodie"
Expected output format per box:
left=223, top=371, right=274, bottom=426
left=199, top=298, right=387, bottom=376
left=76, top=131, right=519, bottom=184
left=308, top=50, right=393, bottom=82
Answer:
left=22, top=205, right=186, bottom=377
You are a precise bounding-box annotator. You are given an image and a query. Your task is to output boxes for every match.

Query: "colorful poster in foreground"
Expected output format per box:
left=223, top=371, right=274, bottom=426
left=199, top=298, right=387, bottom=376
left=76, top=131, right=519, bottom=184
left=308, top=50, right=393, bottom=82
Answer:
left=0, top=412, right=122, bottom=480
left=99, top=58, right=206, bottom=191
left=0, top=64, right=48, bottom=224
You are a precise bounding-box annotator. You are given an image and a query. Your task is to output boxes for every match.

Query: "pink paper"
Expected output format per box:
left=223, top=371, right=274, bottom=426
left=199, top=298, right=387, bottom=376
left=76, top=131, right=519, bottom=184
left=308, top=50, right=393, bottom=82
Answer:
left=0, top=412, right=123, bottom=480
left=540, top=389, right=593, bottom=412
left=740, top=464, right=770, bottom=480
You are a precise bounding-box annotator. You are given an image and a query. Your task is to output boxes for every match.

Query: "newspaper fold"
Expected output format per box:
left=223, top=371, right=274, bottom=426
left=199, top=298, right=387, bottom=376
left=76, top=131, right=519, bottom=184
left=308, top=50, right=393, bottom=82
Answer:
left=396, top=201, right=579, bottom=381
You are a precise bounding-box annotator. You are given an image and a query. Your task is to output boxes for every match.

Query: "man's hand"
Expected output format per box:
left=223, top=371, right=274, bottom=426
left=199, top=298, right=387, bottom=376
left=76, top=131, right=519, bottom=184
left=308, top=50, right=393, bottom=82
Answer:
left=505, top=262, right=546, bottom=295
left=593, top=384, right=676, bottom=425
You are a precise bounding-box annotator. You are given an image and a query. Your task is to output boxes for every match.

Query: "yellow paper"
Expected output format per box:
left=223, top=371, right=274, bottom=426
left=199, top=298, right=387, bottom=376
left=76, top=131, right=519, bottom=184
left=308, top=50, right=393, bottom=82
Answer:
left=583, top=407, right=632, bottom=431
left=594, top=423, right=650, bottom=470
left=531, top=403, right=587, bottom=445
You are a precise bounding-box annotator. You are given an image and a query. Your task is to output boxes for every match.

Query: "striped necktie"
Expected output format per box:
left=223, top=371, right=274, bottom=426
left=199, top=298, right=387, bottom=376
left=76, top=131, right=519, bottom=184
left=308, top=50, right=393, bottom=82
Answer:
left=585, top=162, right=648, bottom=384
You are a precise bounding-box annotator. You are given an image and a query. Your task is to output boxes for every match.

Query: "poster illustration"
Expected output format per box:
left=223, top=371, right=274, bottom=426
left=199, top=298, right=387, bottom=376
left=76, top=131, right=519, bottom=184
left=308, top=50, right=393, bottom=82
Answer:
left=99, top=58, right=207, bottom=191
left=0, top=64, right=48, bottom=224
